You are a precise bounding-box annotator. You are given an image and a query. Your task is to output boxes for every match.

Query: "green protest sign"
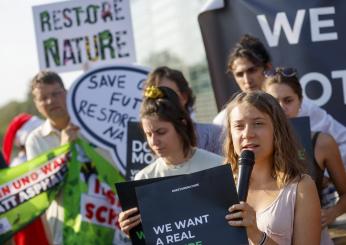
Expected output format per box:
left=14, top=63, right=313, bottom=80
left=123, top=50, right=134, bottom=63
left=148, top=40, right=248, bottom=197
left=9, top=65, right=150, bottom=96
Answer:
left=0, top=143, right=70, bottom=243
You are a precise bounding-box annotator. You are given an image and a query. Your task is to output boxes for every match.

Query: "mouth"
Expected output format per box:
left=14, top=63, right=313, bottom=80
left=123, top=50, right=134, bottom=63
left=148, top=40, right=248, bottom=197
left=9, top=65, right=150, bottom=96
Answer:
left=242, top=144, right=258, bottom=151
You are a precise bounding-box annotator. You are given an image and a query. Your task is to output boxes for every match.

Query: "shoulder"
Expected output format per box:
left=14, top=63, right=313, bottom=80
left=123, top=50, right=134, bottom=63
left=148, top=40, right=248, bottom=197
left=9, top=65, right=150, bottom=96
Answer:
left=296, top=175, right=318, bottom=198
left=134, top=158, right=161, bottom=180
left=315, top=132, right=337, bottom=149
left=193, top=148, right=224, bottom=164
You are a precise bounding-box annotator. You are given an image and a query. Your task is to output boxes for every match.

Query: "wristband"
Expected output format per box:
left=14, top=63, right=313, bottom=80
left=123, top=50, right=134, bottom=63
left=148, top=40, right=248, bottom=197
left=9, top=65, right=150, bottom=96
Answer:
left=258, top=231, right=267, bottom=245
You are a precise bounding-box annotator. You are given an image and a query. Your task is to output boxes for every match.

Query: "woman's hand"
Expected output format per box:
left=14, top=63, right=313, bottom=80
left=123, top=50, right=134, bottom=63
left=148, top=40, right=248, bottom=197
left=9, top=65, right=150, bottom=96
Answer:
left=225, top=201, right=263, bottom=244
left=321, top=207, right=337, bottom=227
left=119, top=207, right=141, bottom=237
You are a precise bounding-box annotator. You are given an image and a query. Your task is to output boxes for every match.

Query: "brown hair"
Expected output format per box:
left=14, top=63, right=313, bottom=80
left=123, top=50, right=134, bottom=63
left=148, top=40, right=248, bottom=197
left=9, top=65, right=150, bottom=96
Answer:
left=140, top=86, right=196, bottom=157
left=223, top=91, right=305, bottom=186
left=144, top=66, right=196, bottom=113
left=228, top=34, right=271, bottom=73
left=31, top=70, right=65, bottom=92
left=263, top=67, right=303, bottom=101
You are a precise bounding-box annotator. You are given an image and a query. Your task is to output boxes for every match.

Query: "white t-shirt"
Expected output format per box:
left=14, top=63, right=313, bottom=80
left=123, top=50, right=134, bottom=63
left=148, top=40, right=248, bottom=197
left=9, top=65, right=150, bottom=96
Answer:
left=135, top=148, right=224, bottom=180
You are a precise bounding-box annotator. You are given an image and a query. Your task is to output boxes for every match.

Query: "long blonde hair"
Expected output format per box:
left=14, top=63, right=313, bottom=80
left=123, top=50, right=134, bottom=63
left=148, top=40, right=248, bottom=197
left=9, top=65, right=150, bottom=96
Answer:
left=223, top=91, right=306, bottom=186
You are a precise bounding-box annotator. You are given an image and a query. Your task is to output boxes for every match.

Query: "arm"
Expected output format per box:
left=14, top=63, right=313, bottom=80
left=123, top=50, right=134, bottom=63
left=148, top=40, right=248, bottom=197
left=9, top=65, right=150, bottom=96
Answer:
left=118, top=207, right=141, bottom=236
left=315, top=133, right=346, bottom=226
left=300, top=99, right=346, bottom=166
left=292, top=175, right=321, bottom=244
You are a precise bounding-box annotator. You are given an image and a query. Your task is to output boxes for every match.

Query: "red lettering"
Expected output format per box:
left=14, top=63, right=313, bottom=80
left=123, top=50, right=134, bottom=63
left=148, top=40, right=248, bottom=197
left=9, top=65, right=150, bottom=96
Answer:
left=108, top=207, right=117, bottom=226
left=0, top=185, right=11, bottom=198
left=53, top=159, right=62, bottom=169
left=13, top=180, right=22, bottom=189
left=85, top=203, right=95, bottom=219
left=41, top=163, right=52, bottom=174
left=95, top=178, right=100, bottom=194
left=31, top=172, right=39, bottom=181
left=21, top=176, right=30, bottom=185
left=105, top=190, right=115, bottom=204
left=96, top=206, right=107, bottom=223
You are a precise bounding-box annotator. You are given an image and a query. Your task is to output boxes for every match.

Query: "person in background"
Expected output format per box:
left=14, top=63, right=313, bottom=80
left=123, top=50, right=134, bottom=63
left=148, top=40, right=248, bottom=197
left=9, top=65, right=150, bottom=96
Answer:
left=144, top=66, right=223, bottom=155
left=1, top=113, right=45, bottom=245
left=213, top=34, right=346, bottom=169
left=25, top=70, right=79, bottom=245
left=224, top=91, right=321, bottom=244
left=2, top=113, right=43, bottom=167
left=263, top=67, right=346, bottom=244
left=118, top=86, right=224, bottom=235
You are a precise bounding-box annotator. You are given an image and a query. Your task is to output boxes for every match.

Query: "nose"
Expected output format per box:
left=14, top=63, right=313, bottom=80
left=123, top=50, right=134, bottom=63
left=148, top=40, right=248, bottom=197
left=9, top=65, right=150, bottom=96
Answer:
left=242, top=124, right=255, bottom=138
left=150, top=134, right=160, bottom=147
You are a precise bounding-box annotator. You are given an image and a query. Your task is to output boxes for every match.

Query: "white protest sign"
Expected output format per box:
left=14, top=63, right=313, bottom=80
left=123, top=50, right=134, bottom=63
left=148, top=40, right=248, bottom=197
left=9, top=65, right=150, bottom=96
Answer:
left=67, top=64, right=149, bottom=174
left=32, top=0, right=136, bottom=73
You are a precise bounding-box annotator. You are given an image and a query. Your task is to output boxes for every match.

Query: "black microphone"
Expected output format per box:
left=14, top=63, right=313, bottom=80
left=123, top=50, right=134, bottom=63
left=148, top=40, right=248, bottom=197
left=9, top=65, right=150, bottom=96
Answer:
left=236, top=150, right=255, bottom=202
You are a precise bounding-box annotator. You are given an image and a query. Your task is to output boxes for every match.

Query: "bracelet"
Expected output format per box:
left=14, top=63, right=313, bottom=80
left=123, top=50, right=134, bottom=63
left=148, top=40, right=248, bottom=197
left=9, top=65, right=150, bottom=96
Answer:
left=258, top=231, right=267, bottom=245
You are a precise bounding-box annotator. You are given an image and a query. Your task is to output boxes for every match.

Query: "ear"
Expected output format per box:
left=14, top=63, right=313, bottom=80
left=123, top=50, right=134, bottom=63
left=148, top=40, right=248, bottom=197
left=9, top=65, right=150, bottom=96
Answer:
left=180, top=92, right=189, bottom=108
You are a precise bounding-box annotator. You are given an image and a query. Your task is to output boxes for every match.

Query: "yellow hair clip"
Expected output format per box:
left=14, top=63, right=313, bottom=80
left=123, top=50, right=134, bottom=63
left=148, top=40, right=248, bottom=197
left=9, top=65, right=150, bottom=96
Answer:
left=144, top=86, right=164, bottom=99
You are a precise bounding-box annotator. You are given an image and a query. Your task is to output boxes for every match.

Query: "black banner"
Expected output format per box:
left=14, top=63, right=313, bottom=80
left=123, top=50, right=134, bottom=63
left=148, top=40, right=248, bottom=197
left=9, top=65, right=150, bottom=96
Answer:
left=199, top=0, right=346, bottom=125
left=135, top=165, right=248, bottom=245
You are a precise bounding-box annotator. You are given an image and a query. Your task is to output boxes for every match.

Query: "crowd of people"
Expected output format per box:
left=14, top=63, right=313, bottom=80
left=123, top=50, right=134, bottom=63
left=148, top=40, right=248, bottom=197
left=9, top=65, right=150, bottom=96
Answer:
left=2, top=33, right=346, bottom=245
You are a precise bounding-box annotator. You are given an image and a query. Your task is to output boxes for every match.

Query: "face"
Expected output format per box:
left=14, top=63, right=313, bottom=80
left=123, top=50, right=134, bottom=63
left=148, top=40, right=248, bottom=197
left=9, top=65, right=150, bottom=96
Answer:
left=230, top=102, right=274, bottom=164
left=141, top=116, right=184, bottom=159
left=33, top=83, right=68, bottom=121
left=231, top=57, right=266, bottom=92
left=158, top=78, right=188, bottom=108
left=265, top=83, right=301, bottom=118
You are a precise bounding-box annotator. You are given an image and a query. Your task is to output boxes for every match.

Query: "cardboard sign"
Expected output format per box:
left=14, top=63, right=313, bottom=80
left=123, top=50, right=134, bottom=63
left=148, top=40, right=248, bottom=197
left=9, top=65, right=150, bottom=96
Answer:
left=136, top=165, right=248, bottom=245
left=67, top=64, right=149, bottom=174
left=289, top=116, right=316, bottom=180
left=32, top=0, right=136, bottom=72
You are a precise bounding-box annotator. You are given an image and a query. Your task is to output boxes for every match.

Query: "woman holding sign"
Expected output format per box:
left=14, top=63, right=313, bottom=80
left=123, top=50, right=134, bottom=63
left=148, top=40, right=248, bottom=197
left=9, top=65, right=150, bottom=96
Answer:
left=263, top=67, right=346, bottom=244
left=224, top=91, right=321, bottom=244
left=119, top=86, right=223, bottom=235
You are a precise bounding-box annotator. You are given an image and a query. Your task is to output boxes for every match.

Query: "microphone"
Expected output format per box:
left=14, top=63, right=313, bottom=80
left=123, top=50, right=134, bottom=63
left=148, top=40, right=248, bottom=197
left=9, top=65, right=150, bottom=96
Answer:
left=236, top=150, right=255, bottom=202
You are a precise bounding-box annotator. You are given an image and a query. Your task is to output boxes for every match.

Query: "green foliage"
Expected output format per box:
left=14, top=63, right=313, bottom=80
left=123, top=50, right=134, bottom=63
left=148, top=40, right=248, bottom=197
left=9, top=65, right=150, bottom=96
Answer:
left=0, top=91, right=41, bottom=149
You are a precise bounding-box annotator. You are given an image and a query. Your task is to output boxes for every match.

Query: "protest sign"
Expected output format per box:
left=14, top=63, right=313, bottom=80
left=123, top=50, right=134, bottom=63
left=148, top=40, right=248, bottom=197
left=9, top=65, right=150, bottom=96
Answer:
left=63, top=139, right=127, bottom=244
left=289, top=117, right=316, bottom=179
left=32, top=0, right=136, bottom=72
left=136, top=165, right=248, bottom=245
left=115, top=176, right=177, bottom=245
left=67, top=64, right=149, bottom=174
left=0, top=144, right=70, bottom=243
left=199, top=1, right=346, bottom=125
left=126, top=121, right=155, bottom=180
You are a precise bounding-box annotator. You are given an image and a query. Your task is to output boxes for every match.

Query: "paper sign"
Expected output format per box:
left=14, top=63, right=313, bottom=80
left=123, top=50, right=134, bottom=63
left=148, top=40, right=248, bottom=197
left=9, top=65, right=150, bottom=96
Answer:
left=67, top=64, right=149, bottom=174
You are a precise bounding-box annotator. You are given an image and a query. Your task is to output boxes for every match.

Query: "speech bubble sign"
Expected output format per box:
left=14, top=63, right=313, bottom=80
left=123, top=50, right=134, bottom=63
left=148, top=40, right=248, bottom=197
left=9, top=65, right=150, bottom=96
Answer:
left=67, top=64, right=150, bottom=174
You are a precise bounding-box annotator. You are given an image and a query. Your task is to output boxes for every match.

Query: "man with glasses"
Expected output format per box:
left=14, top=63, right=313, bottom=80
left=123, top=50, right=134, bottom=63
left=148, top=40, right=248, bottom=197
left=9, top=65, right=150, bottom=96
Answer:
left=25, top=70, right=79, bottom=244
left=213, top=34, right=346, bottom=169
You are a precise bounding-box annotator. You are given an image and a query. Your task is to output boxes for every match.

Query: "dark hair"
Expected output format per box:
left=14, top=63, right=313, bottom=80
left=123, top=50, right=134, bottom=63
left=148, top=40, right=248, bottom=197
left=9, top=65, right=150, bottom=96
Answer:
left=228, top=34, right=271, bottom=73
left=140, top=86, right=196, bottom=156
left=224, top=91, right=305, bottom=186
left=31, top=70, right=65, bottom=92
left=263, top=67, right=303, bottom=101
left=144, top=66, right=196, bottom=113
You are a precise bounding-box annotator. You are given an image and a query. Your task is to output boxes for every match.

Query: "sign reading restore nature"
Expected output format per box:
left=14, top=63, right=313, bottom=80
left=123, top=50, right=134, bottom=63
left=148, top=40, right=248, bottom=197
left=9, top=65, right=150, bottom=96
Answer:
left=67, top=64, right=149, bottom=174
left=32, top=0, right=136, bottom=72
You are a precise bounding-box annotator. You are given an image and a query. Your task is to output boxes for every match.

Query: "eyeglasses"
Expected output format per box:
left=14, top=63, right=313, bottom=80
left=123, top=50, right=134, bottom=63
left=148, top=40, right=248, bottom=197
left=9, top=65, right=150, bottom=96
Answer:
left=264, top=67, right=297, bottom=78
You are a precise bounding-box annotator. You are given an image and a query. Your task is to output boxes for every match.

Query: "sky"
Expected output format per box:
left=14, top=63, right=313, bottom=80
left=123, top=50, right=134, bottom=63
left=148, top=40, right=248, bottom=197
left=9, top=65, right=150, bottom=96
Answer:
left=0, top=0, right=81, bottom=107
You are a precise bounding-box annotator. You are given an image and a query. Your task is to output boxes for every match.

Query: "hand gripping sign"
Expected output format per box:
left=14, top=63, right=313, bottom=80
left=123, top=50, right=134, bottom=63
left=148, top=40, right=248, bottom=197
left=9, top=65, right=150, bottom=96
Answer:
left=67, top=64, right=149, bottom=174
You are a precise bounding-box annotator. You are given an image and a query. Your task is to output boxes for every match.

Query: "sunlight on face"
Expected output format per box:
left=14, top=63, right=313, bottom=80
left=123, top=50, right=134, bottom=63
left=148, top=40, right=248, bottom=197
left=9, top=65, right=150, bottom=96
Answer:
left=141, top=116, right=183, bottom=159
left=230, top=103, right=274, bottom=164
left=265, top=83, right=301, bottom=118
left=232, top=57, right=266, bottom=92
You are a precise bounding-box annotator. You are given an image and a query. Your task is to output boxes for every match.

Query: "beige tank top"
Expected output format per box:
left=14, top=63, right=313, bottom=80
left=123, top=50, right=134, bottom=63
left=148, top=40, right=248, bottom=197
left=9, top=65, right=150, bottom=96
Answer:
left=256, top=180, right=298, bottom=245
